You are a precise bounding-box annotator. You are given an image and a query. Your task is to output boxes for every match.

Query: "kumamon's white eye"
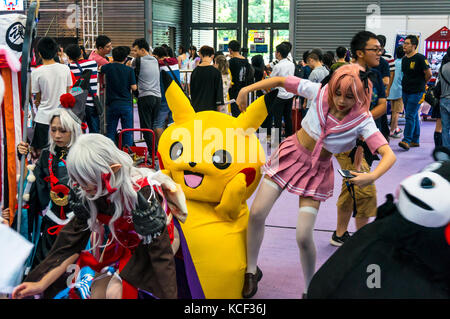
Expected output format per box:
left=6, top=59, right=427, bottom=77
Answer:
left=421, top=162, right=442, bottom=173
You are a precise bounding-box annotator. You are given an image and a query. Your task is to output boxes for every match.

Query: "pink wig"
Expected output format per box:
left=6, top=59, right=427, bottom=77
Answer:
left=327, top=63, right=373, bottom=114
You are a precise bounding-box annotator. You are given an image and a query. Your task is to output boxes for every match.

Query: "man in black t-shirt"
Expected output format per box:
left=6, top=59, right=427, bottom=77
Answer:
left=99, top=46, right=137, bottom=147
left=398, top=35, right=432, bottom=150
left=228, top=40, right=253, bottom=117
left=190, top=45, right=224, bottom=112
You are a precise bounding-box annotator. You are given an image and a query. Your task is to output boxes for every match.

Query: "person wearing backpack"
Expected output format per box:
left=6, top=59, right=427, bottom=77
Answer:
left=66, top=44, right=99, bottom=133
left=228, top=40, right=253, bottom=117
left=131, top=38, right=161, bottom=155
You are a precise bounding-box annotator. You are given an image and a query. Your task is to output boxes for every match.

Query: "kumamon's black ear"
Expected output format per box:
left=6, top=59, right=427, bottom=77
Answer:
left=432, top=147, right=450, bottom=162
left=375, top=194, right=396, bottom=221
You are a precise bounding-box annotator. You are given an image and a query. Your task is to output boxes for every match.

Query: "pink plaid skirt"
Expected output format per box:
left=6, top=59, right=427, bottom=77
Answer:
left=263, top=134, right=334, bottom=201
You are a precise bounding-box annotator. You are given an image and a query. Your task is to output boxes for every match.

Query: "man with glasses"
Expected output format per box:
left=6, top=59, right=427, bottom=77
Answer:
left=398, top=35, right=432, bottom=150
left=331, top=31, right=388, bottom=247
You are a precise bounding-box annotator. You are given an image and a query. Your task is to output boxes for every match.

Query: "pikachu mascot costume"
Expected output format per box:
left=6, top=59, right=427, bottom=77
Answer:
left=157, top=71, right=277, bottom=298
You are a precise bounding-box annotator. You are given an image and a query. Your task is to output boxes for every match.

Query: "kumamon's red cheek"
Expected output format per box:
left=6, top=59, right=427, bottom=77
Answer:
left=445, top=224, right=450, bottom=246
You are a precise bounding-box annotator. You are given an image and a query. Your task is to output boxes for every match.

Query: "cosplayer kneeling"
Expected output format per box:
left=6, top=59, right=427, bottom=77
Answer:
left=13, top=134, right=180, bottom=299
left=236, top=64, right=397, bottom=298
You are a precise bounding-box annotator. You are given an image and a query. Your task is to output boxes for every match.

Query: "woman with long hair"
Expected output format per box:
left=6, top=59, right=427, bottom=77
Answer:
left=186, top=46, right=200, bottom=96
left=13, top=134, right=187, bottom=299
left=16, top=103, right=83, bottom=270
left=214, top=54, right=232, bottom=114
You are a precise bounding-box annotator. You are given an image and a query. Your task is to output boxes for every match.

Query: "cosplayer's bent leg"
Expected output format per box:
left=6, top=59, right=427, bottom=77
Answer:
left=246, top=176, right=283, bottom=275
left=90, top=274, right=110, bottom=299
left=106, top=273, right=123, bottom=299
left=296, top=197, right=319, bottom=295
left=90, top=273, right=122, bottom=299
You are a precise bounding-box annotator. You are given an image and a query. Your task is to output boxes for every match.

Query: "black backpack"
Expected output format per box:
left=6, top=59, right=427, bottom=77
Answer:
left=294, top=64, right=304, bottom=78
left=245, top=61, right=255, bottom=85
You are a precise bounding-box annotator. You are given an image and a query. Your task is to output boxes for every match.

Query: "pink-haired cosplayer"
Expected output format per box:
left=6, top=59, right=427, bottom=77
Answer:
left=236, top=64, right=396, bottom=298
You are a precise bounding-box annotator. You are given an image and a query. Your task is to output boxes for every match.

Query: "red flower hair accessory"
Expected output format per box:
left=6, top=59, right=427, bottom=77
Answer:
left=60, top=93, right=76, bottom=109
left=101, top=172, right=118, bottom=194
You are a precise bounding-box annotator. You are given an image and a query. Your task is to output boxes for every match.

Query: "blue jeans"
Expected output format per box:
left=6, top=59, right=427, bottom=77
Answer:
left=106, top=103, right=133, bottom=147
left=402, top=91, right=424, bottom=144
left=153, top=101, right=173, bottom=128
left=441, top=97, right=450, bottom=148
left=85, top=106, right=99, bottom=133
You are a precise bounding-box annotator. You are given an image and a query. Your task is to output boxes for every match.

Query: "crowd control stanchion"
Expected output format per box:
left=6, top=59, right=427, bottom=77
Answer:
left=180, top=69, right=193, bottom=96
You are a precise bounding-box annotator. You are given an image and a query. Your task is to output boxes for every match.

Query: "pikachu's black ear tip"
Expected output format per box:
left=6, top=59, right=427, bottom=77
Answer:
left=161, top=70, right=174, bottom=90
left=263, top=89, right=278, bottom=114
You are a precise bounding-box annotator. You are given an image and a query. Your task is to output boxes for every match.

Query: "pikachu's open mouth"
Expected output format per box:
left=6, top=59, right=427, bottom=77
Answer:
left=184, top=170, right=204, bottom=189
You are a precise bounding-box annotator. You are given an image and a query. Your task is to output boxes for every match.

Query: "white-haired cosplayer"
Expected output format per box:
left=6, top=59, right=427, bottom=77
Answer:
left=16, top=106, right=83, bottom=274
left=13, top=134, right=187, bottom=299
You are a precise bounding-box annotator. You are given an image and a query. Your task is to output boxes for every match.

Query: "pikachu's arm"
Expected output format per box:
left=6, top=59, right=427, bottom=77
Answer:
left=214, top=173, right=247, bottom=220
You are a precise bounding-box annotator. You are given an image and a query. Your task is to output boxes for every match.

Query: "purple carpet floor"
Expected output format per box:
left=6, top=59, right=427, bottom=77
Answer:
left=128, top=109, right=438, bottom=299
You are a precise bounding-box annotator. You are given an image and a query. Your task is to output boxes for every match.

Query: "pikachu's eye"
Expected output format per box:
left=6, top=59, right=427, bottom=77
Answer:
left=170, top=142, right=183, bottom=160
left=212, top=150, right=232, bottom=170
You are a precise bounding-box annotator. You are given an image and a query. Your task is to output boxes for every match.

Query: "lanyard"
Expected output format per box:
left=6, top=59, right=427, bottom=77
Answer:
left=345, top=180, right=358, bottom=218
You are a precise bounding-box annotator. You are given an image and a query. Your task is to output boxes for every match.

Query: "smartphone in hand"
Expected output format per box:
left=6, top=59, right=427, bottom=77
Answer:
left=338, top=169, right=356, bottom=179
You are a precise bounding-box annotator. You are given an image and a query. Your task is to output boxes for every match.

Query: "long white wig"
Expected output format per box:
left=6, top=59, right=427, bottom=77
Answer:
left=66, top=134, right=153, bottom=247
left=48, top=108, right=82, bottom=155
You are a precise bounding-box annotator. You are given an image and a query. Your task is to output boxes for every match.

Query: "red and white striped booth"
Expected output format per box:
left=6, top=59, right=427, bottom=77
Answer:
left=425, top=26, right=450, bottom=81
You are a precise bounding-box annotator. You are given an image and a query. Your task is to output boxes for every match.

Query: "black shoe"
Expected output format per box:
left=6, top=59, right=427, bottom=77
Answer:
left=330, top=231, right=351, bottom=247
left=399, top=141, right=410, bottom=150
left=302, top=293, right=308, bottom=299
left=242, top=266, right=263, bottom=298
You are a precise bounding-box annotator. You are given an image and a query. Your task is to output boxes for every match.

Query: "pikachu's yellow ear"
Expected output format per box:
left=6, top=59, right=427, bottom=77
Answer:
left=235, top=90, right=278, bottom=131
left=162, top=71, right=195, bottom=124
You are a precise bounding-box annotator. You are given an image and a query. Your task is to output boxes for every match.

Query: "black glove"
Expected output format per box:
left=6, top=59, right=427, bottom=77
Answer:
left=132, top=190, right=167, bottom=244
left=68, top=188, right=91, bottom=220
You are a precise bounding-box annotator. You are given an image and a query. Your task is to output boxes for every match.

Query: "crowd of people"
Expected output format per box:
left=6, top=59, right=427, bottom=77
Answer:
left=2, top=28, right=449, bottom=300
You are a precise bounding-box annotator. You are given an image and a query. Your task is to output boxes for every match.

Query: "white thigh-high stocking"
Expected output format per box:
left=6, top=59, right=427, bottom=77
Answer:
left=296, top=206, right=318, bottom=294
left=246, top=177, right=283, bottom=274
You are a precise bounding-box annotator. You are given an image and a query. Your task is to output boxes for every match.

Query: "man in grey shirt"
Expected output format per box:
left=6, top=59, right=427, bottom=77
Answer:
left=439, top=51, right=450, bottom=148
left=132, top=38, right=161, bottom=156
left=305, top=49, right=329, bottom=109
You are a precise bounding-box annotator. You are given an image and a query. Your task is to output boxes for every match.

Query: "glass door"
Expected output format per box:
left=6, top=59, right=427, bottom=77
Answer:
left=217, top=29, right=238, bottom=53
left=247, top=29, right=271, bottom=63
left=272, top=29, right=290, bottom=61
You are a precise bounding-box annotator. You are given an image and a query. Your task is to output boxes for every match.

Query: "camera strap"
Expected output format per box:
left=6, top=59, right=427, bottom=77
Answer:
left=345, top=180, right=358, bottom=217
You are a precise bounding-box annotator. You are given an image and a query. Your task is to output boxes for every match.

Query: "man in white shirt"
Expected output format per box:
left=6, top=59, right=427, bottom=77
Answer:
left=31, top=37, right=72, bottom=156
left=270, top=43, right=295, bottom=143
left=268, top=41, right=294, bottom=70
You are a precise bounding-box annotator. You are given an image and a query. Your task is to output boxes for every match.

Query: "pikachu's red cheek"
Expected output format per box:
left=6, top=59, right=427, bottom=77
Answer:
left=239, top=168, right=256, bottom=187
